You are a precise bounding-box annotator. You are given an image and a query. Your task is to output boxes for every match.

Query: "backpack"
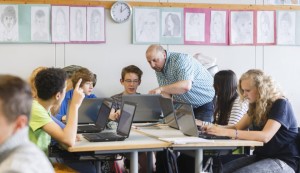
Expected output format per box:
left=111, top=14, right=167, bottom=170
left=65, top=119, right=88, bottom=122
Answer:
left=156, top=148, right=179, bottom=173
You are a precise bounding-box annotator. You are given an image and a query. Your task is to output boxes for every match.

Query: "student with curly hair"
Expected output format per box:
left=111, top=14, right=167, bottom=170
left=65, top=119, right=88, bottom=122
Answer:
left=203, top=69, right=299, bottom=173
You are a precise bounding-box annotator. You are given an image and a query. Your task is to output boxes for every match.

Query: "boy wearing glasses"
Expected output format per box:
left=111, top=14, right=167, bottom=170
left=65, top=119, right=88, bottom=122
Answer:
left=109, top=65, right=143, bottom=121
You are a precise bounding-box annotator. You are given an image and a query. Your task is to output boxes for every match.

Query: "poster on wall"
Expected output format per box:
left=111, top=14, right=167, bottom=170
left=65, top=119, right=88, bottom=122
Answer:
left=209, top=10, right=228, bottom=45
left=230, top=10, right=255, bottom=45
left=184, top=8, right=210, bottom=45
left=0, top=5, right=19, bottom=42
left=277, top=10, right=296, bottom=45
left=256, top=11, right=276, bottom=45
left=86, top=6, right=105, bottom=43
left=70, top=6, right=86, bottom=43
left=31, top=5, right=50, bottom=42
left=160, top=8, right=183, bottom=44
left=51, top=5, right=70, bottom=43
left=133, top=7, right=160, bottom=44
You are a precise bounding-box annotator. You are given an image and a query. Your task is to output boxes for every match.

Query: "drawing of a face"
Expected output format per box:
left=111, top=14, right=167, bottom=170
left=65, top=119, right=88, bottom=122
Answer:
left=165, top=14, right=174, bottom=32
left=1, top=6, right=16, bottom=31
left=75, top=10, right=83, bottom=36
left=260, top=12, right=270, bottom=36
left=142, top=12, right=157, bottom=32
left=35, top=10, right=46, bottom=31
left=55, top=9, right=66, bottom=37
left=90, top=10, right=101, bottom=38
left=236, top=13, right=252, bottom=37
left=212, top=13, right=223, bottom=34
left=280, top=12, right=291, bottom=35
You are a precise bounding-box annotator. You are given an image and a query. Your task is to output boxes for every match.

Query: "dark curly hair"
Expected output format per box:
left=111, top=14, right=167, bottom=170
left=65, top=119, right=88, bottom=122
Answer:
left=35, top=67, right=67, bottom=100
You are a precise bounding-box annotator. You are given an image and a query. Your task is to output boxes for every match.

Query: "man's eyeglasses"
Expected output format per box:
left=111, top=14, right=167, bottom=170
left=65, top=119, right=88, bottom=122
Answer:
left=123, top=79, right=140, bottom=84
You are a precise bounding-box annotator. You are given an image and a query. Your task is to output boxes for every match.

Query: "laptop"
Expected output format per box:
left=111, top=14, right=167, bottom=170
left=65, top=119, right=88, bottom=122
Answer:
left=159, top=97, right=179, bottom=129
left=174, top=102, right=231, bottom=140
left=77, top=99, right=112, bottom=133
left=83, top=101, right=137, bottom=142
left=122, top=94, right=163, bottom=122
left=67, top=98, right=104, bottom=124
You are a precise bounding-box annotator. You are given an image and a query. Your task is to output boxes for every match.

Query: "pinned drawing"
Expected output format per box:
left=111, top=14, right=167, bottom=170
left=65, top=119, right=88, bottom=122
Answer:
left=134, top=8, right=160, bottom=43
left=230, top=11, right=254, bottom=45
left=0, top=5, right=18, bottom=42
left=210, top=10, right=227, bottom=44
left=31, top=6, right=50, bottom=42
left=256, top=11, right=275, bottom=44
left=51, top=6, right=69, bottom=43
left=70, top=7, right=86, bottom=42
left=87, top=6, right=105, bottom=42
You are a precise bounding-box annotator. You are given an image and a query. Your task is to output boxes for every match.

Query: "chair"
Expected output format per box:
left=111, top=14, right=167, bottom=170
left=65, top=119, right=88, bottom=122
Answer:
left=193, top=53, right=219, bottom=76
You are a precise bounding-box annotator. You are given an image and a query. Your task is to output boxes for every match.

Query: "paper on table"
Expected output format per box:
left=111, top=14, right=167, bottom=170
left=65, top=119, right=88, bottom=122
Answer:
left=159, top=137, right=213, bottom=144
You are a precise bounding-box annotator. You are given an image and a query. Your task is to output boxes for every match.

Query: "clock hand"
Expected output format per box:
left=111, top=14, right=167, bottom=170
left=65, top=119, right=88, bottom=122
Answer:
left=120, top=5, right=123, bottom=13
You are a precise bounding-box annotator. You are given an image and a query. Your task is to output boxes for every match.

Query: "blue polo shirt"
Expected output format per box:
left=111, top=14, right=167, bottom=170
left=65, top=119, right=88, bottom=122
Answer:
left=55, top=89, right=97, bottom=121
left=156, top=51, right=214, bottom=108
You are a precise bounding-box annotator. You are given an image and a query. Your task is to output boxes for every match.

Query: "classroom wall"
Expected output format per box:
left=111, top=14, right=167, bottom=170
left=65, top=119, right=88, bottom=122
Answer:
left=0, top=0, right=299, bottom=123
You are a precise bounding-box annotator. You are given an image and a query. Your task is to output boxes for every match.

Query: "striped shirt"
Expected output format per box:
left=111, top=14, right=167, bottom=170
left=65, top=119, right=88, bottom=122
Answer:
left=203, top=97, right=248, bottom=125
left=156, top=51, right=215, bottom=108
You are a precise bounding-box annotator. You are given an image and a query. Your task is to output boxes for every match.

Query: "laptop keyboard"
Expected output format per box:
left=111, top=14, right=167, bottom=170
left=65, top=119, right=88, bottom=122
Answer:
left=84, top=132, right=119, bottom=139
left=198, top=133, right=231, bottom=139
left=78, top=125, right=98, bottom=131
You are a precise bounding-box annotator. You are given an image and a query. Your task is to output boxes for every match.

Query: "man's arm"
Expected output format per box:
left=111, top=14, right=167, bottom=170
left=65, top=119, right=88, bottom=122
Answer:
left=149, top=80, right=192, bottom=96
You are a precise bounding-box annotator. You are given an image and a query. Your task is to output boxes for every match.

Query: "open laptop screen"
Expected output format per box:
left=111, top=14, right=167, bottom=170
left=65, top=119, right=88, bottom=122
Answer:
left=117, top=101, right=137, bottom=137
left=67, top=98, right=103, bottom=124
left=122, top=94, right=162, bottom=122
left=94, top=99, right=113, bottom=129
left=174, top=102, right=199, bottom=137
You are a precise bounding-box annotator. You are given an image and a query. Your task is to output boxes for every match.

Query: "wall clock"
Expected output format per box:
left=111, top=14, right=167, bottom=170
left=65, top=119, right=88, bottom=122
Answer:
left=110, top=1, right=132, bottom=23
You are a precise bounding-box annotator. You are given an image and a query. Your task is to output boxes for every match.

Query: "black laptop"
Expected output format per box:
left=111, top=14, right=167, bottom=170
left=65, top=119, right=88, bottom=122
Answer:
left=122, top=94, right=163, bottom=122
left=159, top=97, right=179, bottom=129
left=174, top=102, right=231, bottom=140
left=83, top=101, right=137, bottom=142
left=67, top=98, right=104, bottom=124
left=77, top=99, right=112, bottom=133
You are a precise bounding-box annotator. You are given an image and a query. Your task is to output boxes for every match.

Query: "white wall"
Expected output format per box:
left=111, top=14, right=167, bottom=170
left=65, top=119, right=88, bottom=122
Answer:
left=0, top=0, right=299, bottom=123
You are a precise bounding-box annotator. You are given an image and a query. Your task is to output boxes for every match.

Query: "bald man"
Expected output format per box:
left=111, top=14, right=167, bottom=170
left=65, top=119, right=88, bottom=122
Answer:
left=146, top=44, right=215, bottom=122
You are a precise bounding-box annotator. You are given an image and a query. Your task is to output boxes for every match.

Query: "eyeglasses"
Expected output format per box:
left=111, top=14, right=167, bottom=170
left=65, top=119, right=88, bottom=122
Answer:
left=123, top=79, right=139, bottom=84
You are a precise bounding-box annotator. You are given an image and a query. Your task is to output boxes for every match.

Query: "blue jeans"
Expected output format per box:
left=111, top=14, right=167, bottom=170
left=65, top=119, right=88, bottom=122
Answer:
left=223, top=155, right=295, bottom=173
left=193, top=100, right=214, bottom=122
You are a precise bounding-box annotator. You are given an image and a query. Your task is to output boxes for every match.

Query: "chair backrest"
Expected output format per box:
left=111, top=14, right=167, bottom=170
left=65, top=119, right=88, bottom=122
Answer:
left=207, top=65, right=219, bottom=77
left=193, top=53, right=218, bottom=77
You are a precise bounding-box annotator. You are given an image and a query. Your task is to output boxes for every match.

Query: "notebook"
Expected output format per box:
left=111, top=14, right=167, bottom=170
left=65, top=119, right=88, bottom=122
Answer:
left=174, top=102, right=231, bottom=140
left=122, top=94, right=163, bottom=122
left=83, top=101, right=137, bottom=142
left=77, top=99, right=112, bottom=133
left=67, top=98, right=104, bottom=124
left=159, top=97, right=179, bottom=129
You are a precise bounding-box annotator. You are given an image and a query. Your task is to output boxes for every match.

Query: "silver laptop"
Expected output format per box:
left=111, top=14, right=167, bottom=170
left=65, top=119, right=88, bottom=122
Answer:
left=122, top=94, right=163, bottom=122
left=159, top=97, right=179, bottom=129
left=175, top=102, right=231, bottom=140
left=77, top=99, right=112, bottom=133
left=83, top=101, right=137, bottom=142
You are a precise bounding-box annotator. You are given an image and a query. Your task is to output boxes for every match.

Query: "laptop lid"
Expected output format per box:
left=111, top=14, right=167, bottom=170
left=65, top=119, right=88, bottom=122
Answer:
left=67, top=98, right=103, bottom=124
left=122, top=94, right=163, bottom=122
left=94, top=99, right=113, bottom=130
left=116, top=101, right=137, bottom=137
left=174, top=102, right=199, bottom=137
left=159, top=97, right=179, bottom=129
